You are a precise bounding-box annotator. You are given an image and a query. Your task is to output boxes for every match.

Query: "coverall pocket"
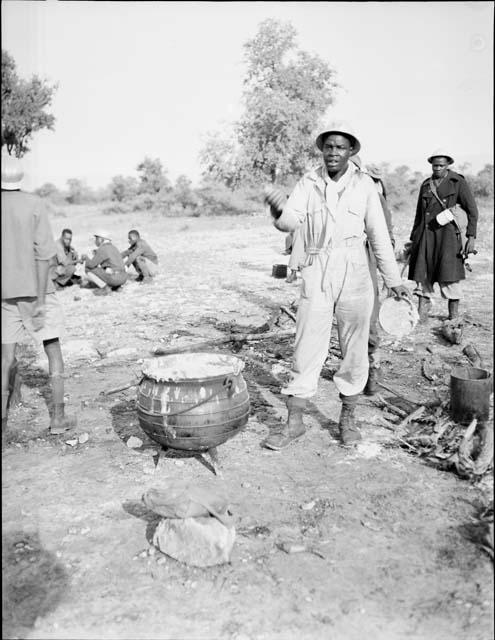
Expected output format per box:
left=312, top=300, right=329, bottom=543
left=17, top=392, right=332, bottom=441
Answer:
left=300, top=263, right=318, bottom=300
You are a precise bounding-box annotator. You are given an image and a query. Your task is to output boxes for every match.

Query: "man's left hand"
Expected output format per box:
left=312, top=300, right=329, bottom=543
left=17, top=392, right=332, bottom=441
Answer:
left=391, top=285, right=411, bottom=300
left=464, top=237, right=475, bottom=255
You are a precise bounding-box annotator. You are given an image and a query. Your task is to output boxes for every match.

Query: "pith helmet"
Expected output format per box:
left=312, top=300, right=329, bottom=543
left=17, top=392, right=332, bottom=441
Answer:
left=1, top=154, right=24, bottom=190
left=365, top=164, right=382, bottom=179
left=94, top=229, right=112, bottom=241
left=351, top=154, right=362, bottom=169
left=427, top=149, right=454, bottom=165
left=315, top=121, right=361, bottom=155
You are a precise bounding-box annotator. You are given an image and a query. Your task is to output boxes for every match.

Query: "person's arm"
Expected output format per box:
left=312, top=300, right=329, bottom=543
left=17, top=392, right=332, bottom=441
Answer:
left=456, top=178, right=479, bottom=254
left=365, top=187, right=409, bottom=298
left=272, top=179, right=309, bottom=233
left=84, top=246, right=104, bottom=269
left=33, top=203, right=57, bottom=327
left=124, top=242, right=144, bottom=264
left=378, top=193, right=395, bottom=248
left=121, top=247, right=132, bottom=259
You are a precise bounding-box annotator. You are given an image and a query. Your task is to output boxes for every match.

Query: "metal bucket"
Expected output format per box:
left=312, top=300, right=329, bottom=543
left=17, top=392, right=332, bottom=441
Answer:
left=272, top=264, right=288, bottom=278
left=450, top=366, right=492, bottom=424
left=137, top=353, right=250, bottom=451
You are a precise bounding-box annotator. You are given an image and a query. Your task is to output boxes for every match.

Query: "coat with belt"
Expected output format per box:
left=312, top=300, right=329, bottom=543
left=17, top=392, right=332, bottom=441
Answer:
left=408, top=170, right=478, bottom=285
left=274, top=164, right=402, bottom=290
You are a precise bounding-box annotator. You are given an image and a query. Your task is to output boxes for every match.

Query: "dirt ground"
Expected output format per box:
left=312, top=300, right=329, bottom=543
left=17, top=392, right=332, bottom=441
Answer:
left=2, top=206, right=494, bottom=640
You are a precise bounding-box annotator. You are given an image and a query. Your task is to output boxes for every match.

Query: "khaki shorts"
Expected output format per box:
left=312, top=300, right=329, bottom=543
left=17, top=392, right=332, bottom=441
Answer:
left=1, top=293, right=65, bottom=345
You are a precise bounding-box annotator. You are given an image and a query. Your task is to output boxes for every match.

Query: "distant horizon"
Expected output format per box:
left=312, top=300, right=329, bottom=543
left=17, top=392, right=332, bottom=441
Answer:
left=2, top=1, right=493, bottom=191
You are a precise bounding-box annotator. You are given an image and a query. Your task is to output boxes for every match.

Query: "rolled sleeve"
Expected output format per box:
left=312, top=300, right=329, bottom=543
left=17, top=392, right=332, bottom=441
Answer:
left=34, top=204, right=56, bottom=261
left=365, top=188, right=402, bottom=289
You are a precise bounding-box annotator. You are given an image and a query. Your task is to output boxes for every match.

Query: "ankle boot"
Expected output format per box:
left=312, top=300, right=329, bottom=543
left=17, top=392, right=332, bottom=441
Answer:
left=364, top=366, right=380, bottom=396
left=448, top=299, right=460, bottom=320
left=418, top=296, right=431, bottom=323
left=49, top=403, right=77, bottom=435
left=262, top=396, right=306, bottom=450
left=338, top=396, right=361, bottom=446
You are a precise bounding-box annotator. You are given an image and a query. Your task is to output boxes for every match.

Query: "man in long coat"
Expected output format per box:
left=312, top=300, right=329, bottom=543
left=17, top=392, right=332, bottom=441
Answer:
left=264, top=122, right=409, bottom=448
left=408, top=150, right=478, bottom=321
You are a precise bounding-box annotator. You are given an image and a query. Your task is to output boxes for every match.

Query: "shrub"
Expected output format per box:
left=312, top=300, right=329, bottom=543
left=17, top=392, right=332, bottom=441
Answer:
left=102, top=202, right=132, bottom=215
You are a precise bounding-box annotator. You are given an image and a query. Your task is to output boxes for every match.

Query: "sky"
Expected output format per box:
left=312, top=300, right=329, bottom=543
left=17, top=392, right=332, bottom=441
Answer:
left=2, top=1, right=493, bottom=191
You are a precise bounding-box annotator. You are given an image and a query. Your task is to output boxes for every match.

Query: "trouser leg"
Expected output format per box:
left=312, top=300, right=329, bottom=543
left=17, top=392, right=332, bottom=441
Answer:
left=282, top=281, right=334, bottom=399
left=86, top=267, right=108, bottom=288
left=333, top=269, right=374, bottom=397
left=135, top=256, right=151, bottom=278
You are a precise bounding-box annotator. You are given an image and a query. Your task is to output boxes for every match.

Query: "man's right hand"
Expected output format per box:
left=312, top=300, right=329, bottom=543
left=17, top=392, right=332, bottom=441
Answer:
left=32, top=303, right=46, bottom=332
left=263, top=186, right=286, bottom=219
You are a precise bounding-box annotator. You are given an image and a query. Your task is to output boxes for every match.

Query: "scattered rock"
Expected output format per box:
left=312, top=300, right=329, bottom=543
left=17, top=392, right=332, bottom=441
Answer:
left=153, top=516, right=235, bottom=567
left=65, top=439, right=79, bottom=447
left=78, top=433, right=89, bottom=444
left=301, top=501, right=316, bottom=511
left=106, top=347, right=138, bottom=359
left=126, top=436, right=143, bottom=449
left=62, top=340, right=100, bottom=362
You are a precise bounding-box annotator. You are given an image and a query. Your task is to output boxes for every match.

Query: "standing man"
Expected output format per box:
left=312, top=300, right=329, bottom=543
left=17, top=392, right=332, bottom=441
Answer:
left=363, top=164, right=395, bottom=395
left=82, top=230, right=128, bottom=295
left=264, top=122, right=409, bottom=449
left=52, top=228, right=82, bottom=288
left=121, top=229, right=158, bottom=284
left=408, top=150, right=478, bottom=322
left=1, top=156, right=76, bottom=437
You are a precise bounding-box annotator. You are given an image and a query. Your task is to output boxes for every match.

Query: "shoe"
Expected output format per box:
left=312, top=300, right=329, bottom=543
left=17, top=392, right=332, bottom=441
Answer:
left=49, top=404, right=77, bottom=435
left=364, top=366, right=380, bottom=396
left=262, top=396, right=306, bottom=450
left=93, top=286, right=110, bottom=296
left=448, top=299, right=460, bottom=320
left=417, top=296, right=431, bottom=323
left=338, top=401, right=361, bottom=446
left=135, top=275, right=144, bottom=282
left=140, top=276, right=153, bottom=285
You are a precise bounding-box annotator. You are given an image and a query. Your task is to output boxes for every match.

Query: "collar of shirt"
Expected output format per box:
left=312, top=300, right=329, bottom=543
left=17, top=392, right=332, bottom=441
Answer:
left=321, top=161, right=356, bottom=213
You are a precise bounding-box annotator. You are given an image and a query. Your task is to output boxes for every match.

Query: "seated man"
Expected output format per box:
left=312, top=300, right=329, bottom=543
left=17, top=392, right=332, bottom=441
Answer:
left=121, top=229, right=158, bottom=284
left=51, top=228, right=82, bottom=289
left=82, top=230, right=127, bottom=296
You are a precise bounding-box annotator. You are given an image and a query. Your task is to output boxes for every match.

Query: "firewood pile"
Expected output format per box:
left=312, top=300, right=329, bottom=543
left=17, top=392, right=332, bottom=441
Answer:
left=375, top=394, right=493, bottom=481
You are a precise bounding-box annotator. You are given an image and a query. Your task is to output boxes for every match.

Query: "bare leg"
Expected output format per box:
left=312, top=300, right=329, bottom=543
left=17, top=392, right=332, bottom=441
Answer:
left=2, top=343, right=16, bottom=435
left=43, top=338, right=76, bottom=434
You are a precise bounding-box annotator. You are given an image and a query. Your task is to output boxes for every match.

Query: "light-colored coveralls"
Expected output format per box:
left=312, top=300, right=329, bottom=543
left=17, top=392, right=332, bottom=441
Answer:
left=274, top=162, right=402, bottom=399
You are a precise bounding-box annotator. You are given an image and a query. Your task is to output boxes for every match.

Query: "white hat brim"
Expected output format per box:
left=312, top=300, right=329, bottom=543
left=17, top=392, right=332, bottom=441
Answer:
left=1, top=180, right=22, bottom=190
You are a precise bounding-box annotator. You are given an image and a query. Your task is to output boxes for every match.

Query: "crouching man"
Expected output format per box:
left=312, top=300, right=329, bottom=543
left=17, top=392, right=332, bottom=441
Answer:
left=82, top=230, right=128, bottom=296
left=52, top=228, right=82, bottom=289
left=264, top=122, right=409, bottom=449
left=121, top=229, right=158, bottom=284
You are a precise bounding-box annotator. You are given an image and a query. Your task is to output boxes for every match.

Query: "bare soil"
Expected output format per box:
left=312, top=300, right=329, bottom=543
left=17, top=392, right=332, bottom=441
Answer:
left=2, top=208, right=494, bottom=640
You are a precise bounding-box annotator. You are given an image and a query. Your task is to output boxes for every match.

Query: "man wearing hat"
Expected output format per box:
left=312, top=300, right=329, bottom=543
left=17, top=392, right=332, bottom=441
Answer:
left=1, top=155, right=76, bottom=437
left=408, top=150, right=478, bottom=322
left=264, top=122, right=408, bottom=448
left=82, top=230, right=128, bottom=295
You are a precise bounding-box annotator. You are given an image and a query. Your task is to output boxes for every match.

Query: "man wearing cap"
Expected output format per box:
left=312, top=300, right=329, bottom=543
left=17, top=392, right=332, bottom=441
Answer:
left=408, top=150, right=478, bottom=322
left=82, top=230, right=128, bottom=295
left=1, top=155, right=76, bottom=437
left=263, top=123, right=408, bottom=448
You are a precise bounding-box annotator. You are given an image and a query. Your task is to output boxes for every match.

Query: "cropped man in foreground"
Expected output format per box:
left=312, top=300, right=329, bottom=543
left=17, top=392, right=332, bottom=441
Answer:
left=264, top=122, right=409, bottom=449
left=1, top=156, right=76, bottom=438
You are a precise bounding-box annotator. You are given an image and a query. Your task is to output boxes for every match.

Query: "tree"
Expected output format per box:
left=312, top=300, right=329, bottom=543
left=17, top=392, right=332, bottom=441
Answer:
left=1, top=50, right=58, bottom=157
left=236, top=19, right=339, bottom=183
left=175, top=174, right=198, bottom=210
left=198, top=132, right=242, bottom=188
left=136, top=157, right=170, bottom=194
left=109, top=175, right=139, bottom=202
left=66, top=178, right=94, bottom=205
left=35, top=182, right=60, bottom=200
